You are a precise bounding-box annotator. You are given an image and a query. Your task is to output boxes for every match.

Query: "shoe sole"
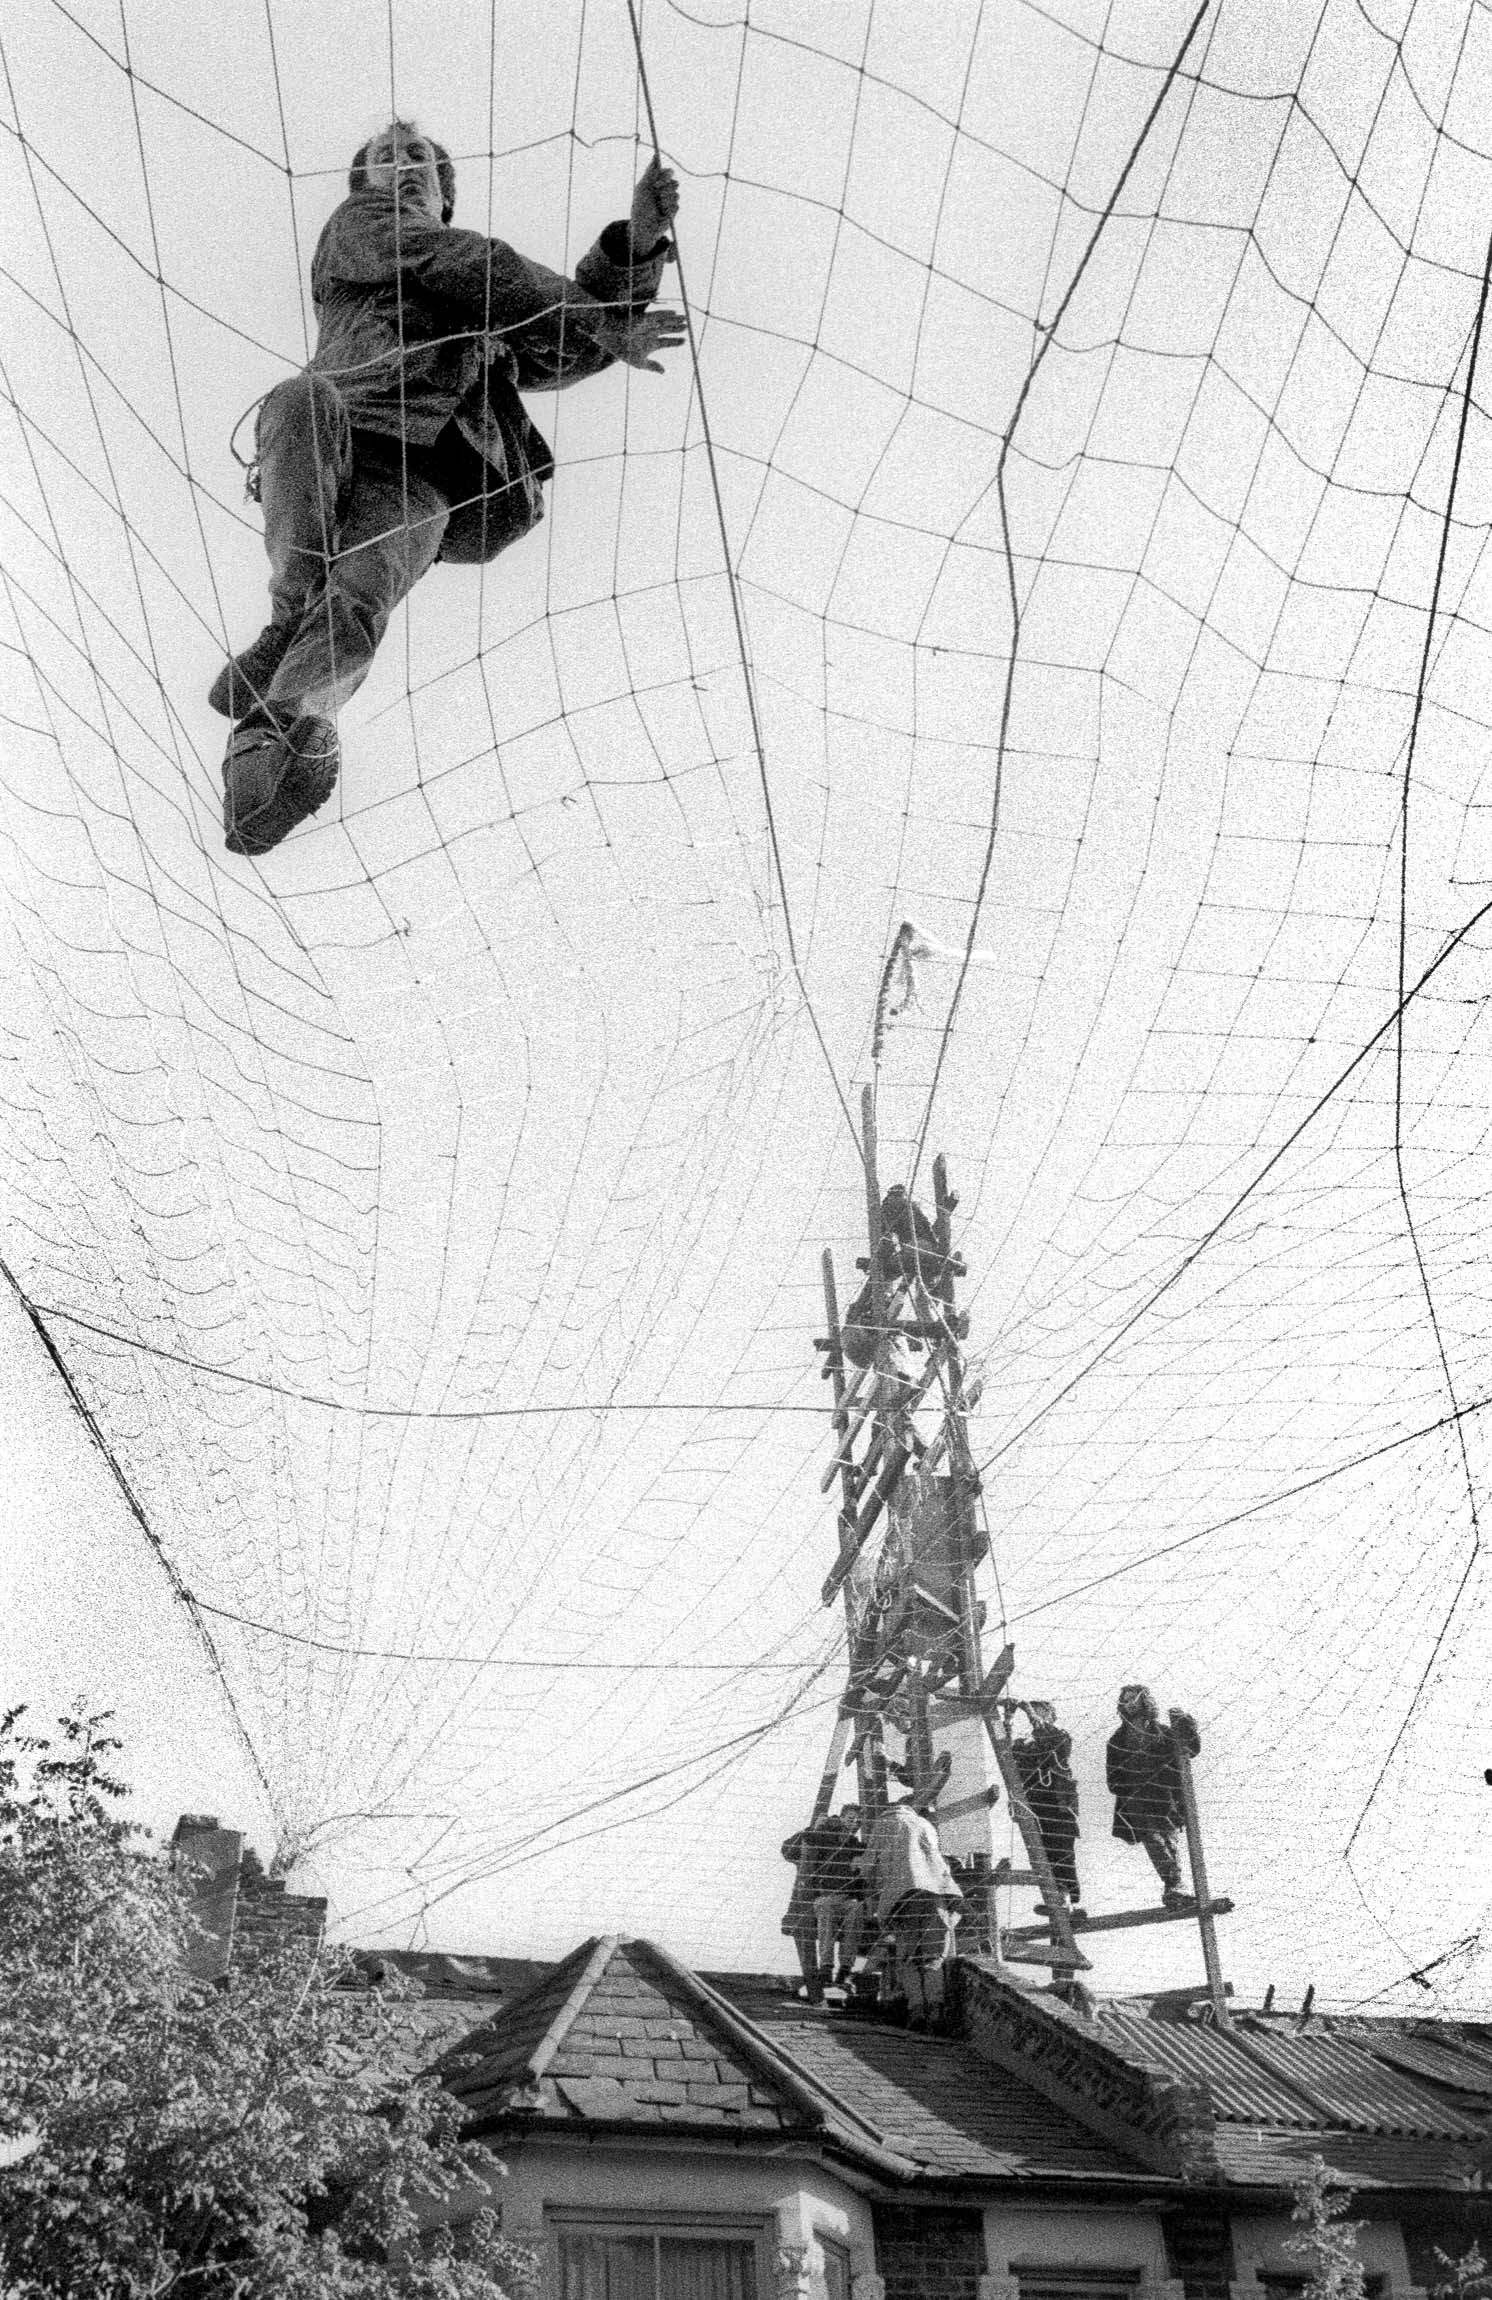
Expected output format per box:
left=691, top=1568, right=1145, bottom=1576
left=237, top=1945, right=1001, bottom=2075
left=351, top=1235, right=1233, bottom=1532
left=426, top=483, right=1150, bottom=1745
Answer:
left=223, top=716, right=339, bottom=857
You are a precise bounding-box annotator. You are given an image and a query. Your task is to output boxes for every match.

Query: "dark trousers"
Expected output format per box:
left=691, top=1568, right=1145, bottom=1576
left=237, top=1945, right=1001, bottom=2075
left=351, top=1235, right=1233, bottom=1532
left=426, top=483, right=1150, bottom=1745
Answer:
left=1137, top=1826, right=1182, bottom=1891
left=252, top=373, right=452, bottom=722
left=1039, top=1823, right=1080, bottom=1900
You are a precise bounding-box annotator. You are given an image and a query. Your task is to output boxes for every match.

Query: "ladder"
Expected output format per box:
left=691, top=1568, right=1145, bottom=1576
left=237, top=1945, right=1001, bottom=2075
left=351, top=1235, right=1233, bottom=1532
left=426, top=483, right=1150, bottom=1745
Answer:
left=812, top=1088, right=1234, bottom=2024
left=813, top=1088, right=1089, bottom=1981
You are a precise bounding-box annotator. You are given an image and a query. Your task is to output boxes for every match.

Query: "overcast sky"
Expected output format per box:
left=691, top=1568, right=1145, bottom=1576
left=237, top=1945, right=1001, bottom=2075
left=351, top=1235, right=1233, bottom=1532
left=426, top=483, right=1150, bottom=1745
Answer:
left=3, top=0, right=1491, bottom=2014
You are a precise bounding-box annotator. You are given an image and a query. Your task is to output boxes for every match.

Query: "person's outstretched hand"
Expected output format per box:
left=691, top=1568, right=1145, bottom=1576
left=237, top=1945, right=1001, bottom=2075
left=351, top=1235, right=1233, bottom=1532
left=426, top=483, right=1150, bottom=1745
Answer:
left=595, top=304, right=686, bottom=374
left=631, top=154, right=680, bottom=252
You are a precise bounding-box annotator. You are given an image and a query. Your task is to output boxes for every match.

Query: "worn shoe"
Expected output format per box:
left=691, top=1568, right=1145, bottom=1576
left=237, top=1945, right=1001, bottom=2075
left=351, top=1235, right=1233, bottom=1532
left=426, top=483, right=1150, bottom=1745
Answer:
left=1162, top=1887, right=1194, bottom=1911
left=208, top=622, right=296, bottom=719
left=223, top=714, right=339, bottom=857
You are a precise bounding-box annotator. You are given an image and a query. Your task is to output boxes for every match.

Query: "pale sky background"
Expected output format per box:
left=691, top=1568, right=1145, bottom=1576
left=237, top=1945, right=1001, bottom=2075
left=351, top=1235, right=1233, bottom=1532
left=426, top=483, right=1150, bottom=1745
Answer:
left=3, top=0, right=1492, bottom=2018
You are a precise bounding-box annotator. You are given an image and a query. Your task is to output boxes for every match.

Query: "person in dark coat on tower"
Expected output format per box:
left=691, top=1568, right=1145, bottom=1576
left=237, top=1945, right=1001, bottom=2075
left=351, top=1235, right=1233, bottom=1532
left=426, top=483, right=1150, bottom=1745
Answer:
left=211, top=119, right=683, bottom=856
left=1106, top=1683, right=1199, bottom=1908
left=840, top=1185, right=955, bottom=1369
left=1010, top=1698, right=1083, bottom=1917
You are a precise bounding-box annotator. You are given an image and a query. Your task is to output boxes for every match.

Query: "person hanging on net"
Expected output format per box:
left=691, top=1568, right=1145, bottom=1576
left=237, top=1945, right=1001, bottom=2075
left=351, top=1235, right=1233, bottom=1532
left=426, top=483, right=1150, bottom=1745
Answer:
left=1105, top=1683, right=1200, bottom=1909
left=210, top=120, right=683, bottom=857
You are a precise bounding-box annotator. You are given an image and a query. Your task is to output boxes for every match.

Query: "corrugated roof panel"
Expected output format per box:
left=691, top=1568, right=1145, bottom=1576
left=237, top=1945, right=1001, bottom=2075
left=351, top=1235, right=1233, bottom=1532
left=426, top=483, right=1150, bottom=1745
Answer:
left=1097, top=2013, right=1315, bottom=2126
left=1330, top=2025, right=1492, bottom=2099
left=1240, top=2032, right=1484, bottom=2139
left=1213, top=2124, right=1481, bottom=2192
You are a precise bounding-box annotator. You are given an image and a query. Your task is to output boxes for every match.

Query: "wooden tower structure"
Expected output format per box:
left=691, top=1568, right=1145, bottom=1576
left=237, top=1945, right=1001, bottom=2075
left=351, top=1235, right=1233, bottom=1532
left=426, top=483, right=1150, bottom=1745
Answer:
left=810, top=1088, right=1233, bottom=2021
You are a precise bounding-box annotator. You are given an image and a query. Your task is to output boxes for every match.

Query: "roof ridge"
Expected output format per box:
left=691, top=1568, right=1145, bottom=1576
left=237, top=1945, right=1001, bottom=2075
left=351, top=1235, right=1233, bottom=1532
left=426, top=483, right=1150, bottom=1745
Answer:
left=438, top=1934, right=615, bottom=2107
left=527, top=1935, right=621, bottom=2084
left=957, top=1961, right=1218, bottom=2180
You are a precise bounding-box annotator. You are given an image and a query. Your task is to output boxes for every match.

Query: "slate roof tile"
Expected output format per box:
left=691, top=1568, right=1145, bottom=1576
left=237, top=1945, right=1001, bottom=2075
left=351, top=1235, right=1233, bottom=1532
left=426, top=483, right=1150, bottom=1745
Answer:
left=707, top=1975, right=1143, bottom=2182
left=556, top=2076, right=630, bottom=2117
left=445, top=1939, right=800, bottom=2137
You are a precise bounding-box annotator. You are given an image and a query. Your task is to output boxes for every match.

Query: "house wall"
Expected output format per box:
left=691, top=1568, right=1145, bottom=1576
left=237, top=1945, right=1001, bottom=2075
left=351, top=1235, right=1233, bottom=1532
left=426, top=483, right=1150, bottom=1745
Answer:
left=1229, top=2210, right=1412, bottom=2297
left=872, top=2203, right=984, bottom=2300
left=982, top=2203, right=1179, bottom=2300
left=483, top=2137, right=880, bottom=2299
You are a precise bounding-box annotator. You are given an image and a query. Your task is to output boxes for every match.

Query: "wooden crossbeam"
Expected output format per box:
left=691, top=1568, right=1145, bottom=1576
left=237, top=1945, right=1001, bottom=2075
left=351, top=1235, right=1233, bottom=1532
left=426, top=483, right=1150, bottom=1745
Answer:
left=937, top=1784, right=1001, bottom=1825
left=819, top=1328, right=948, bottom=1492
left=926, top=1646, right=1012, bottom=1725
left=1001, top=1942, right=1093, bottom=1970
left=907, top=1578, right=959, bottom=1623
left=821, top=1439, right=911, bottom=1604
left=1002, top=1897, right=1234, bottom=1944
left=847, top=1656, right=908, bottom=1710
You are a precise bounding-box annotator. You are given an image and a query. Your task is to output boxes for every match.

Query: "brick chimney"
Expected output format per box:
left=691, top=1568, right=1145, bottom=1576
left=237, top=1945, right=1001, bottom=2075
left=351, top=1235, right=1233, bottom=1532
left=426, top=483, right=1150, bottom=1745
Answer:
left=170, top=1813, right=244, bottom=1980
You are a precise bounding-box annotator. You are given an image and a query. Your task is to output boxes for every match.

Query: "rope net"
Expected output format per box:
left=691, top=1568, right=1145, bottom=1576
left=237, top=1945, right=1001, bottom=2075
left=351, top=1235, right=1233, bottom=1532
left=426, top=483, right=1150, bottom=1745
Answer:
left=2, top=0, right=1490, bottom=2008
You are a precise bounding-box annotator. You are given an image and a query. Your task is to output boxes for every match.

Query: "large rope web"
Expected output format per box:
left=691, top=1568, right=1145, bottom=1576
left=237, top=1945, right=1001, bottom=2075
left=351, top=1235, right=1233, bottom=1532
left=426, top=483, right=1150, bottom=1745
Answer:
left=3, top=0, right=1491, bottom=2010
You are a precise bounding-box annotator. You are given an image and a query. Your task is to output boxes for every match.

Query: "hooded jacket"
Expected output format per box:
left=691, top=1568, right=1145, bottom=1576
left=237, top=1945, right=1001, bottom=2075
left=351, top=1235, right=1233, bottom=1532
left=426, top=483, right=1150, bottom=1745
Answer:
left=303, top=189, right=670, bottom=533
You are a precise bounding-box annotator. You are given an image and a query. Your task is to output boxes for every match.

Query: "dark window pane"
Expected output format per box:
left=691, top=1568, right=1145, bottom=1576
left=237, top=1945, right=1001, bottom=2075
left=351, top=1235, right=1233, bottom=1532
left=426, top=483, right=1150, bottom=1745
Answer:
left=820, top=2240, right=851, bottom=2300
left=559, top=2231, right=658, bottom=2300
left=657, top=2236, right=757, bottom=2300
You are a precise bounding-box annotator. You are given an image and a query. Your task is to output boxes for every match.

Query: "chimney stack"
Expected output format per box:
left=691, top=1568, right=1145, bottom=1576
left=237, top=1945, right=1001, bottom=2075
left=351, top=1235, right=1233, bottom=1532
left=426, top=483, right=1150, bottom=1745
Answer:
left=170, top=1813, right=244, bottom=1980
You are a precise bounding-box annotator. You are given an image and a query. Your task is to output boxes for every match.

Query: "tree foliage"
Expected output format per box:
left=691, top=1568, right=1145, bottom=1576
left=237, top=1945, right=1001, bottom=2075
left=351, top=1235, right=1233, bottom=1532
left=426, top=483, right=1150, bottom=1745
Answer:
left=1285, top=2158, right=1366, bottom=2300
left=0, top=1707, right=534, bottom=2299
left=1431, top=2243, right=1492, bottom=2300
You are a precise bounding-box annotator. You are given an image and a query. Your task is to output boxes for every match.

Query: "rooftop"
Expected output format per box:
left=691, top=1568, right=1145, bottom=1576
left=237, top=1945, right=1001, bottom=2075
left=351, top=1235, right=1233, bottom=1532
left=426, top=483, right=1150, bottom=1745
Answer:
left=429, top=1945, right=1492, bottom=2197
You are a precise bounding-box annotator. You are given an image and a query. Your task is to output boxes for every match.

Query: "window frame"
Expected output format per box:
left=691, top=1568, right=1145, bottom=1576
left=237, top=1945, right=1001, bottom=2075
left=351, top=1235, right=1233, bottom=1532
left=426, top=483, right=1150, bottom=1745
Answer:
left=816, top=2232, right=852, bottom=2300
left=1259, top=2276, right=1386, bottom=2300
left=547, top=2206, right=772, bottom=2300
left=1011, top=2265, right=1144, bottom=2300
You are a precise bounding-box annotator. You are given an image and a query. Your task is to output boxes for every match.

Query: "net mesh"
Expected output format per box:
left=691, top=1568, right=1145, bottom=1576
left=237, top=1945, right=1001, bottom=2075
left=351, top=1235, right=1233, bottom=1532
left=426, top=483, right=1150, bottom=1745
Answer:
left=2, top=0, right=1490, bottom=2006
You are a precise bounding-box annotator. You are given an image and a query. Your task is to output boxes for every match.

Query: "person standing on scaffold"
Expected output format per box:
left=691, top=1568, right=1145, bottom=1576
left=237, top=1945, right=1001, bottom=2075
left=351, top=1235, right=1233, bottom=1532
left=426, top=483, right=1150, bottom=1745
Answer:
left=1106, top=1684, right=1199, bottom=1909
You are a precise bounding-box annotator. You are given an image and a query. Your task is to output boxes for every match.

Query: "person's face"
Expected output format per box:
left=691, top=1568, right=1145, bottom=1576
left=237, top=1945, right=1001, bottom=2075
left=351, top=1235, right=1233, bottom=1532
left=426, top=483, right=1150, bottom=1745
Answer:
left=362, top=125, right=444, bottom=221
left=1118, top=1688, right=1152, bottom=1723
left=841, top=1805, right=861, bottom=1829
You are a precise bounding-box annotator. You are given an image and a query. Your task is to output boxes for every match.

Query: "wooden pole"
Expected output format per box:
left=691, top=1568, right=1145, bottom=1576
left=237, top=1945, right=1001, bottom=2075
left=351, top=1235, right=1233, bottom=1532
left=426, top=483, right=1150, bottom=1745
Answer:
left=822, top=1247, right=881, bottom=1816
left=821, top=1250, right=862, bottom=1546
left=1172, top=1714, right=1230, bottom=2028
left=809, top=1709, right=855, bottom=1823
left=929, top=1154, right=1082, bottom=1973
left=908, top=1671, right=935, bottom=1804
left=861, top=1084, right=883, bottom=1334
